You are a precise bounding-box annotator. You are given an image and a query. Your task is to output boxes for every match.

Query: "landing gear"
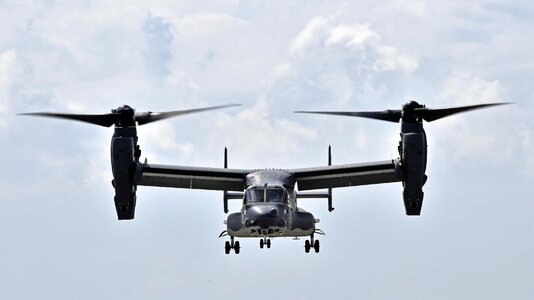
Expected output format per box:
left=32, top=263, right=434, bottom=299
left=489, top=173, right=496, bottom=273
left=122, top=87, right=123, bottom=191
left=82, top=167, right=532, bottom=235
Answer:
left=224, top=236, right=240, bottom=254
left=313, top=240, right=320, bottom=253
left=304, top=234, right=320, bottom=253
left=234, top=241, right=240, bottom=254
left=259, top=238, right=271, bottom=249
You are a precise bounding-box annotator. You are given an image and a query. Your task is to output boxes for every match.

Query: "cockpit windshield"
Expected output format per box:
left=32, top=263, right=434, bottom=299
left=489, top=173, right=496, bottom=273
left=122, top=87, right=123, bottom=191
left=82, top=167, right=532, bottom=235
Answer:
left=245, top=186, right=287, bottom=204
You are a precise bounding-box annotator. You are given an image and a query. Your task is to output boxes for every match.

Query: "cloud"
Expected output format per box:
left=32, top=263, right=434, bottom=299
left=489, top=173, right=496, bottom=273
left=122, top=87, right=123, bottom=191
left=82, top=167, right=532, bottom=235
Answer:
left=208, top=98, right=317, bottom=168
left=429, top=72, right=514, bottom=166
left=290, top=16, right=330, bottom=55
left=258, top=14, right=420, bottom=138
left=439, top=72, right=503, bottom=106
left=137, top=121, right=196, bottom=164
left=289, top=17, right=417, bottom=74
left=373, top=45, right=419, bottom=73
left=325, top=24, right=378, bottom=49
left=144, top=14, right=174, bottom=77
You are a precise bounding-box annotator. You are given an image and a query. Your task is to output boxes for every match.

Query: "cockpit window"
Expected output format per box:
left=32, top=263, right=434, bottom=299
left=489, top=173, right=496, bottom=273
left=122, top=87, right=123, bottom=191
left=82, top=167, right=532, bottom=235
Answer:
left=245, top=187, right=287, bottom=204
left=266, top=189, right=286, bottom=203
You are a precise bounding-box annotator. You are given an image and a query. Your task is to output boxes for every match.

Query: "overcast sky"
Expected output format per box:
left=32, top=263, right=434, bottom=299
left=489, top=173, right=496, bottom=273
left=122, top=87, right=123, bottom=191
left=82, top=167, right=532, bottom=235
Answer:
left=1, top=1, right=533, bottom=299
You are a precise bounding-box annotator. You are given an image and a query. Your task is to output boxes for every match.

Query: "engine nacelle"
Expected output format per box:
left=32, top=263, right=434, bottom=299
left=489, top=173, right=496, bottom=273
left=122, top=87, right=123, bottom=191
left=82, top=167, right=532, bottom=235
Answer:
left=401, top=132, right=426, bottom=215
left=111, top=136, right=137, bottom=220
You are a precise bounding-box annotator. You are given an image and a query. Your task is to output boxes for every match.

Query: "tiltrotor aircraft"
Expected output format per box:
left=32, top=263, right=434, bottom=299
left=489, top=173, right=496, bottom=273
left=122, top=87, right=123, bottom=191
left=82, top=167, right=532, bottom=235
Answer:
left=20, top=101, right=508, bottom=254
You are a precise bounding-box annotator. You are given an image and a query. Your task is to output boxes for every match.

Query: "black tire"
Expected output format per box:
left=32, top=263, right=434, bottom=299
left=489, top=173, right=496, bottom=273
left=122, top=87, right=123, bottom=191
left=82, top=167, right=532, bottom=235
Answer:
left=304, top=240, right=311, bottom=253
left=260, top=239, right=264, bottom=249
left=234, top=241, right=240, bottom=254
left=314, top=240, right=320, bottom=253
left=266, top=239, right=271, bottom=249
left=225, top=241, right=231, bottom=254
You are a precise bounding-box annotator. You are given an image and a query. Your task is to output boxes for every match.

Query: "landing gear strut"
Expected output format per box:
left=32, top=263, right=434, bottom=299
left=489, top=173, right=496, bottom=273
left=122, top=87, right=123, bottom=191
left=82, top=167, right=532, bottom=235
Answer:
left=259, top=237, right=271, bottom=249
left=224, top=236, right=240, bottom=254
left=304, top=234, right=320, bottom=253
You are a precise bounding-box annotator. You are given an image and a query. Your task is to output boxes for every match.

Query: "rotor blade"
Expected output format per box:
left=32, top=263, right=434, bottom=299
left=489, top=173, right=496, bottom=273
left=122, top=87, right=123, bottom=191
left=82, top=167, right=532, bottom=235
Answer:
left=135, top=103, right=241, bottom=125
left=295, top=110, right=402, bottom=123
left=18, top=112, right=119, bottom=127
left=415, top=102, right=512, bottom=122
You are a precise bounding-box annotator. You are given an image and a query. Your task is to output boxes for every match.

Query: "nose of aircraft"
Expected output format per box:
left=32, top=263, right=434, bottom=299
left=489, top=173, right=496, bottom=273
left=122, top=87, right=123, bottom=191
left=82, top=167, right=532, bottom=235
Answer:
left=244, top=205, right=286, bottom=229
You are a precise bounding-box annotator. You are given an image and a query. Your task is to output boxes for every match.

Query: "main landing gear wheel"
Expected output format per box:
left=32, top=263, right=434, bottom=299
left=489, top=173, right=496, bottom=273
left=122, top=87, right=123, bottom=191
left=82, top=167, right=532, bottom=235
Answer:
left=234, top=241, right=240, bottom=254
left=224, top=237, right=240, bottom=255
left=225, top=241, right=231, bottom=254
left=313, top=240, right=320, bottom=253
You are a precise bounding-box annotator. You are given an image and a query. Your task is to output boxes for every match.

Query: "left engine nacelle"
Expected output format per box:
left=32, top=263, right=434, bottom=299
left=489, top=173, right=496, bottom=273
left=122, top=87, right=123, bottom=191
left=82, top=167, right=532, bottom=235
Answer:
left=111, top=136, right=137, bottom=220
left=401, top=132, right=427, bottom=215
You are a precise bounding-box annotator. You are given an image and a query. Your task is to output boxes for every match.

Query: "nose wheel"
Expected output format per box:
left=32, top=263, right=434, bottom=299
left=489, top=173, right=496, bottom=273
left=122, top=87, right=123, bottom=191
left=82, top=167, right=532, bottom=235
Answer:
left=304, top=234, right=320, bottom=253
left=224, top=236, right=240, bottom=254
left=259, top=238, right=271, bottom=249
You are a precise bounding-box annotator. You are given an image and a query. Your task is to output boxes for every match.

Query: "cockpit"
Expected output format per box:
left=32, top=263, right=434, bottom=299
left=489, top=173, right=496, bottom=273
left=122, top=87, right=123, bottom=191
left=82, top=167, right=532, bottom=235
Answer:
left=244, top=186, right=288, bottom=204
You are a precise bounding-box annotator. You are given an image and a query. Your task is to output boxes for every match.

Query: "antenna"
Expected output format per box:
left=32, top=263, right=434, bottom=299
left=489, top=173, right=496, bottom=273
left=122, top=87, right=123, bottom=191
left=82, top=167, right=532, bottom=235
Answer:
left=328, top=145, right=334, bottom=212
left=223, top=147, right=229, bottom=213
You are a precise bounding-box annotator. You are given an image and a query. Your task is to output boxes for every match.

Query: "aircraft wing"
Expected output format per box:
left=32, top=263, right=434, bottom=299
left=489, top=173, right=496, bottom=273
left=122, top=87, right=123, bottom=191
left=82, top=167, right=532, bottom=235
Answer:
left=135, top=163, right=251, bottom=191
left=291, top=159, right=402, bottom=191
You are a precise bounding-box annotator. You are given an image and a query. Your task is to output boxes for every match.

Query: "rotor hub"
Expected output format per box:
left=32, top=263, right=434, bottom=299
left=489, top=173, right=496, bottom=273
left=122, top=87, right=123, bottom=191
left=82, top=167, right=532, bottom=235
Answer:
left=401, top=101, right=425, bottom=122
left=112, top=105, right=136, bottom=127
left=402, top=101, right=424, bottom=111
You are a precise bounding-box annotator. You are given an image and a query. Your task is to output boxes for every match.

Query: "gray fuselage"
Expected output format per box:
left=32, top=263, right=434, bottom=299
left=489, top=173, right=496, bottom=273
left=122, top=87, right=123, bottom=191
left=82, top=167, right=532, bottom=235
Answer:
left=226, top=170, right=316, bottom=238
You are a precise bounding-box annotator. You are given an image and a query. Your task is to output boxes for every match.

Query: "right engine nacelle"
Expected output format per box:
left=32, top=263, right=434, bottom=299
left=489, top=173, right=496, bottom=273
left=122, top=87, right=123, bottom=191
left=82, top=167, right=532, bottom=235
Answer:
left=111, top=136, right=137, bottom=220
left=401, top=132, right=427, bottom=215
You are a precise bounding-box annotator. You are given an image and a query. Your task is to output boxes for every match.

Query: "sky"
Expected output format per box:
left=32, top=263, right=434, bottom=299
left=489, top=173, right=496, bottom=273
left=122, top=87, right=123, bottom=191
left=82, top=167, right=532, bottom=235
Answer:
left=0, top=0, right=533, bottom=299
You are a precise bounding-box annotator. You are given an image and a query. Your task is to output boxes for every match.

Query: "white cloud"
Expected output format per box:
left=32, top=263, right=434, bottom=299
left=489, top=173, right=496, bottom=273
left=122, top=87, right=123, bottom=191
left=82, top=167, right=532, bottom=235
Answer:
left=439, top=72, right=503, bottom=106
left=290, top=16, right=329, bottom=54
left=289, top=17, right=417, bottom=75
left=325, top=24, right=378, bottom=49
left=429, top=72, right=513, bottom=165
left=208, top=98, right=317, bottom=167
left=373, top=45, right=418, bottom=73
left=138, top=122, right=196, bottom=163
left=266, top=16, right=419, bottom=113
